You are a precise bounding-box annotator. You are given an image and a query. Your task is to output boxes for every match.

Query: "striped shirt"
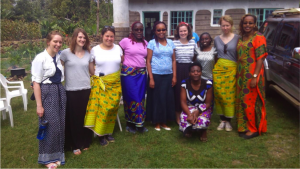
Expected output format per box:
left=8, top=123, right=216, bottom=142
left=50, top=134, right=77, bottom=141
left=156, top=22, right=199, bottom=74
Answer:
left=174, top=39, right=198, bottom=63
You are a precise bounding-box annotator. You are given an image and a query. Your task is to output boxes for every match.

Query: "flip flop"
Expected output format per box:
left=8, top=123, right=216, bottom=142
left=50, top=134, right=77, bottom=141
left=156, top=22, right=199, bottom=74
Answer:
left=83, top=148, right=89, bottom=151
left=73, top=149, right=81, bottom=155
left=46, top=163, right=58, bottom=169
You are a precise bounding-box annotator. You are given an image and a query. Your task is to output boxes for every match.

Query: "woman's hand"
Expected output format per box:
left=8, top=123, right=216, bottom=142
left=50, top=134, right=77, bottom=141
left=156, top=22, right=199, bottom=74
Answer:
left=250, top=77, right=257, bottom=88
left=37, top=105, right=44, bottom=117
left=149, top=79, right=155, bottom=88
left=187, top=114, right=194, bottom=124
left=172, top=76, right=177, bottom=87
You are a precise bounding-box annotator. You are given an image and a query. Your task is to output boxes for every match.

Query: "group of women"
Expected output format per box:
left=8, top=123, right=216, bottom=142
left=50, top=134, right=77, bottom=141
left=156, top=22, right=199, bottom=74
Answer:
left=31, top=13, right=267, bottom=168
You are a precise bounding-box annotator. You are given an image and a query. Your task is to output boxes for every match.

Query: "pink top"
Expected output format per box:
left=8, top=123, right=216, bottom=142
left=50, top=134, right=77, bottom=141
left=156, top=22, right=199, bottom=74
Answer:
left=119, top=38, right=148, bottom=68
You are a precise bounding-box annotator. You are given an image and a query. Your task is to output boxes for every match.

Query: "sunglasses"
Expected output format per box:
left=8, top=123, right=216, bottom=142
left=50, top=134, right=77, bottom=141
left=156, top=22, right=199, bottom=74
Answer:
left=104, top=25, right=115, bottom=29
left=224, top=44, right=227, bottom=54
left=134, top=28, right=143, bottom=32
left=156, top=29, right=166, bottom=32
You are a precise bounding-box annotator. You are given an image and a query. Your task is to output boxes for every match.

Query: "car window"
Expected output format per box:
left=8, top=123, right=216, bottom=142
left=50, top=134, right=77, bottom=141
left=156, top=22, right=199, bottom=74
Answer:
left=260, top=21, right=278, bottom=47
left=275, top=22, right=299, bottom=57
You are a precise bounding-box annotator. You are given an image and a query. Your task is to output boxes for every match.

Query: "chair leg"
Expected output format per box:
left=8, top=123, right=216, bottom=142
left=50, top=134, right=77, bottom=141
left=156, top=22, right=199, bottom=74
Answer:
left=7, top=105, right=13, bottom=127
left=2, top=110, right=7, bottom=120
left=22, top=94, right=27, bottom=111
left=117, top=113, right=122, bottom=132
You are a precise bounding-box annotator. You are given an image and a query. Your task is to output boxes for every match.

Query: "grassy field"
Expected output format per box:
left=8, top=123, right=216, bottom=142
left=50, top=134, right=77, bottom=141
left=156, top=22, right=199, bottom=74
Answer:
left=1, top=77, right=299, bottom=168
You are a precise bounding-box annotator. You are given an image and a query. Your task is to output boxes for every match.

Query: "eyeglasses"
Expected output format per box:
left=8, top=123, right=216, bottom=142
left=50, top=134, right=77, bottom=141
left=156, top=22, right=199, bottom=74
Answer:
left=243, top=22, right=254, bottom=25
left=104, top=26, right=115, bottom=29
left=224, top=44, right=227, bottom=54
left=134, top=28, right=143, bottom=32
left=156, top=29, right=166, bottom=32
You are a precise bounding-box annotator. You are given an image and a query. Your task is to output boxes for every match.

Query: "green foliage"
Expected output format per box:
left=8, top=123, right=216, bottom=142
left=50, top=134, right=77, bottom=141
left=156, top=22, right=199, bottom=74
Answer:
left=1, top=19, right=42, bottom=41
left=38, top=20, right=62, bottom=38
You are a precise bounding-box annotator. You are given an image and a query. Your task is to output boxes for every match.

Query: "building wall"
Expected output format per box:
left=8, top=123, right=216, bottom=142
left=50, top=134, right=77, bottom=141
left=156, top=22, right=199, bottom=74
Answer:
left=128, top=0, right=298, bottom=36
left=163, top=11, right=168, bottom=29
left=129, top=10, right=140, bottom=28
left=225, top=9, right=246, bottom=35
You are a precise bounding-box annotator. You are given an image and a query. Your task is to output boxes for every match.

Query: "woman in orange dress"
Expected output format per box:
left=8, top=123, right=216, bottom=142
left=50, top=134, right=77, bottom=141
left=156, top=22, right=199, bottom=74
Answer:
left=236, top=14, right=267, bottom=139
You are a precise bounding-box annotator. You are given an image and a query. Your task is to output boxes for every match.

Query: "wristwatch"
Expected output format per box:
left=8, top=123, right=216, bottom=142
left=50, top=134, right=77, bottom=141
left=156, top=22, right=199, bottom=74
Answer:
left=253, top=74, right=257, bottom=78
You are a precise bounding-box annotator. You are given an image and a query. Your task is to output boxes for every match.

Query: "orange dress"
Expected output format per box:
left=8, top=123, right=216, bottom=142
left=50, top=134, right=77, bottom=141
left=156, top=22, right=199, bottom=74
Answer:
left=236, top=32, right=267, bottom=134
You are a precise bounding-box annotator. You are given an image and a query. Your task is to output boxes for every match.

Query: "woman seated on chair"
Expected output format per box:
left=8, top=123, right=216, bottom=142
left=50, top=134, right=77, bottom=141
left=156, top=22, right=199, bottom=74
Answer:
left=179, top=62, right=213, bottom=142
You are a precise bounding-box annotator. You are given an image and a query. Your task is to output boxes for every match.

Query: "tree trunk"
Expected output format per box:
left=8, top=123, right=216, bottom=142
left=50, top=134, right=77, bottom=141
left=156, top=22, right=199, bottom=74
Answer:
left=96, top=0, right=100, bottom=35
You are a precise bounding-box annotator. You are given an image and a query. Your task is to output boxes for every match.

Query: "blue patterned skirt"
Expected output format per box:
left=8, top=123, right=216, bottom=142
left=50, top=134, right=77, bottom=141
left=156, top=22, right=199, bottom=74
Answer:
left=38, top=83, right=66, bottom=165
left=121, top=65, right=147, bottom=127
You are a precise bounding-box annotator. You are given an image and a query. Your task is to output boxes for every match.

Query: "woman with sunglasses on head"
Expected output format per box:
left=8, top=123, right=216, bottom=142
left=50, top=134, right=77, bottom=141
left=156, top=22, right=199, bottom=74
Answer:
left=236, top=14, right=267, bottom=139
left=196, top=32, right=216, bottom=82
left=213, top=15, right=239, bottom=132
left=119, top=21, right=148, bottom=133
left=60, top=28, right=94, bottom=155
left=146, top=21, right=176, bottom=131
left=84, top=26, right=123, bottom=146
left=173, top=22, right=199, bottom=125
left=31, top=31, right=66, bottom=169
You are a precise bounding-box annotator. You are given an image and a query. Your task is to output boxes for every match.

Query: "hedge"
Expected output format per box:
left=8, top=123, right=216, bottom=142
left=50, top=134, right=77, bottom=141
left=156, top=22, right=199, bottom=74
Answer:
left=1, top=19, right=42, bottom=41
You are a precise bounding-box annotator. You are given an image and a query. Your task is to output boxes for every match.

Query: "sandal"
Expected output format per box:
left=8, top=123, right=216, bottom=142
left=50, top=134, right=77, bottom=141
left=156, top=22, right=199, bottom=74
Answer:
left=46, top=163, right=58, bottom=169
left=73, top=149, right=81, bottom=155
left=83, top=148, right=89, bottom=151
left=55, top=161, right=61, bottom=166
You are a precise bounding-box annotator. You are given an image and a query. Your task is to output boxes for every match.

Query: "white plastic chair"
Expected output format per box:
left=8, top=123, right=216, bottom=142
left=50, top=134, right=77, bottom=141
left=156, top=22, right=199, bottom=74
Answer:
left=0, top=98, right=14, bottom=127
left=0, top=74, right=28, bottom=111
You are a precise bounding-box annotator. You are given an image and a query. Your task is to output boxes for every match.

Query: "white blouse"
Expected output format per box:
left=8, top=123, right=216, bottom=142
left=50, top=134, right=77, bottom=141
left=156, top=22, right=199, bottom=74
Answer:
left=31, top=49, right=64, bottom=84
left=91, top=44, right=123, bottom=76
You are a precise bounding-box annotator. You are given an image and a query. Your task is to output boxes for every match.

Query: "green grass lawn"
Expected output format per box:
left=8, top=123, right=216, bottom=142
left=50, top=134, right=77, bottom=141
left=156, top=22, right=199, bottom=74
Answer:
left=1, top=77, right=299, bottom=168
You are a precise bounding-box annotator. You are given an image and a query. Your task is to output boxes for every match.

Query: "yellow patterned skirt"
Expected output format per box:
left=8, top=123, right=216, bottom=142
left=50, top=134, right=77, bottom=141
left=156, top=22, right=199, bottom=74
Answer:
left=212, top=58, right=237, bottom=118
left=84, top=71, right=122, bottom=136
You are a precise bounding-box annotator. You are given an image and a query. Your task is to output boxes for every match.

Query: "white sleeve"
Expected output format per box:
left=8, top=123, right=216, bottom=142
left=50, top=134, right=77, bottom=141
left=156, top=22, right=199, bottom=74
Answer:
left=31, top=54, right=45, bottom=83
left=119, top=45, right=123, bottom=56
left=91, top=48, right=96, bottom=62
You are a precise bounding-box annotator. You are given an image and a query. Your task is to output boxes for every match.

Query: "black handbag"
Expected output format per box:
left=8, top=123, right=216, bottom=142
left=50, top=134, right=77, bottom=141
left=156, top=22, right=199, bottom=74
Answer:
left=30, top=78, right=49, bottom=101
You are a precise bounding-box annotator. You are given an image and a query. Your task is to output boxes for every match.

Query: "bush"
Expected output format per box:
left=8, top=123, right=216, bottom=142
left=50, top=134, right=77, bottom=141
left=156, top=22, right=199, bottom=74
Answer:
left=1, top=19, right=42, bottom=41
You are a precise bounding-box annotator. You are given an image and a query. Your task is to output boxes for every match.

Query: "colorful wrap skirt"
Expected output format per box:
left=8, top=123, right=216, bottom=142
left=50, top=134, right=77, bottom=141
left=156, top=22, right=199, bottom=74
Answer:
left=84, top=71, right=122, bottom=136
left=212, top=58, right=237, bottom=118
left=121, top=65, right=147, bottom=127
left=179, top=104, right=212, bottom=133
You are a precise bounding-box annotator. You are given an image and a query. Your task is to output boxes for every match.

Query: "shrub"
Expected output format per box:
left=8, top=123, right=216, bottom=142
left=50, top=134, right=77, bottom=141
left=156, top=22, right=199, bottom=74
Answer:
left=1, top=19, right=42, bottom=41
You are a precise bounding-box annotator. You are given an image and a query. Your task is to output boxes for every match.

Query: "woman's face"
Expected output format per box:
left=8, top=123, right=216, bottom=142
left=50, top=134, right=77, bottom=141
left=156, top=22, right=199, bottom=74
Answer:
left=47, top=35, right=62, bottom=53
left=179, top=25, right=188, bottom=39
left=200, top=34, right=211, bottom=48
left=155, top=23, right=166, bottom=39
left=189, top=66, right=202, bottom=81
left=221, top=20, right=232, bottom=35
left=102, top=30, right=115, bottom=47
left=243, top=16, right=256, bottom=34
left=76, top=32, right=86, bottom=47
left=132, top=23, right=144, bottom=40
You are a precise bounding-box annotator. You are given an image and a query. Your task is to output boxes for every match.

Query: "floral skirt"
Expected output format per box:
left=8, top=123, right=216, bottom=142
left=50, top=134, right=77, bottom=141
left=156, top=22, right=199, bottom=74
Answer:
left=179, top=105, right=212, bottom=133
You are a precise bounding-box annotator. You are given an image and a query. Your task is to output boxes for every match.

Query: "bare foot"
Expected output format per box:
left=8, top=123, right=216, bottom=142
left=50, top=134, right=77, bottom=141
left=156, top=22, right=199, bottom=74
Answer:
left=200, top=130, right=207, bottom=142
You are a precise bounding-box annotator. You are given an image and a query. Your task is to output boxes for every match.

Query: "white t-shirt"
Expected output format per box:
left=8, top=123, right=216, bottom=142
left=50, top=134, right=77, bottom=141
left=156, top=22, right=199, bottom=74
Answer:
left=91, top=44, right=123, bottom=76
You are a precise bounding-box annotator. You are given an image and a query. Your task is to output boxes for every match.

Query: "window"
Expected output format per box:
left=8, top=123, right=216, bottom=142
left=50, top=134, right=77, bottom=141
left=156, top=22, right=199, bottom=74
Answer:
left=213, top=9, right=222, bottom=25
left=276, top=22, right=299, bottom=57
left=260, top=21, right=279, bottom=47
left=248, top=8, right=280, bottom=28
left=170, top=11, right=193, bottom=35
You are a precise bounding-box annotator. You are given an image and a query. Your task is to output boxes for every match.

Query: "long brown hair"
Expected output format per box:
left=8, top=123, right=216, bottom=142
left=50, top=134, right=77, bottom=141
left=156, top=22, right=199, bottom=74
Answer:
left=70, top=28, right=90, bottom=53
left=238, top=14, right=258, bottom=36
left=174, top=22, right=192, bottom=40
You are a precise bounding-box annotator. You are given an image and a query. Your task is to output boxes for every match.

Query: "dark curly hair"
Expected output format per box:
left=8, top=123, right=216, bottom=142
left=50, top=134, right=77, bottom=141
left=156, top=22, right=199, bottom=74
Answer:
left=238, top=14, right=258, bottom=36
left=189, top=61, right=202, bottom=72
left=174, top=22, right=192, bottom=40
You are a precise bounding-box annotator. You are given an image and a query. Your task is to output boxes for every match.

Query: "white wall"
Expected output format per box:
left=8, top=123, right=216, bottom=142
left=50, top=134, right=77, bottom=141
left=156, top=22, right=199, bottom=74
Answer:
left=128, top=0, right=298, bottom=35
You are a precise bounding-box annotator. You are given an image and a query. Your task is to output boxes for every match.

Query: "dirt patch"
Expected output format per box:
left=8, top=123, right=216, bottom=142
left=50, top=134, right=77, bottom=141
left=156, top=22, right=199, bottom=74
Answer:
left=265, top=134, right=297, bottom=159
left=232, top=160, right=243, bottom=165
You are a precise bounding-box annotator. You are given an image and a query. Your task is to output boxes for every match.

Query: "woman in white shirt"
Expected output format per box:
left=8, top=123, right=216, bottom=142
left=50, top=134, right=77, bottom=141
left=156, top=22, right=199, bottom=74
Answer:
left=84, top=26, right=123, bottom=147
left=31, top=31, right=66, bottom=169
left=60, top=28, right=94, bottom=155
